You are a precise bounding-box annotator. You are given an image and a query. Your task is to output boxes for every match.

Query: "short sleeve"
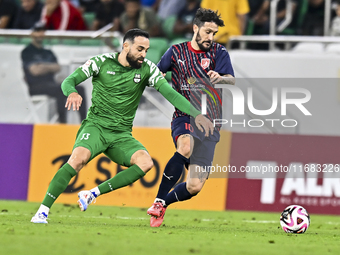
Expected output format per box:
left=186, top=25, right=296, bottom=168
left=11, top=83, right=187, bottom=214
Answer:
left=214, top=45, right=234, bottom=77
left=145, top=59, right=168, bottom=90
left=79, top=53, right=112, bottom=78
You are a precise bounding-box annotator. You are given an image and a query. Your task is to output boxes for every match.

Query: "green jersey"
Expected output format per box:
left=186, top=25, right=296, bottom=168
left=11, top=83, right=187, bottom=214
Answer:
left=61, top=52, right=200, bottom=131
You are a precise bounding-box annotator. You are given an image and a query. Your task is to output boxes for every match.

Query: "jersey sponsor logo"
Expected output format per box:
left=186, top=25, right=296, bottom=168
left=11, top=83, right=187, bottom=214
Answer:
left=181, top=84, right=190, bottom=90
left=201, top=58, right=210, bottom=69
left=80, top=133, right=90, bottom=140
left=134, top=73, right=141, bottom=83
left=107, top=71, right=115, bottom=75
left=177, top=59, right=186, bottom=65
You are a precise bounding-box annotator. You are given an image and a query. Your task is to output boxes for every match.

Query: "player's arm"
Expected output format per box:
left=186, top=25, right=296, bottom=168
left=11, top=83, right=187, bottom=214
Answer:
left=157, top=83, right=214, bottom=136
left=157, top=46, right=173, bottom=75
left=149, top=59, right=214, bottom=136
left=61, top=57, right=101, bottom=111
left=61, top=69, right=88, bottom=111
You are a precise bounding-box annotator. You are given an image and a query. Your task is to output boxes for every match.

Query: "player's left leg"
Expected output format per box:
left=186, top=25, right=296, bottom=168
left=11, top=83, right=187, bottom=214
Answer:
left=150, top=133, right=219, bottom=227
left=77, top=133, right=153, bottom=209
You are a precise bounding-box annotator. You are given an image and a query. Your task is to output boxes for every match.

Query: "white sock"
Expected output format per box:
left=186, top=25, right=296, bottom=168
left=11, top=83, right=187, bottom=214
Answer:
left=154, top=198, right=165, bottom=206
left=90, top=187, right=100, bottom=197
left=38, top=204, right=50, bottom=215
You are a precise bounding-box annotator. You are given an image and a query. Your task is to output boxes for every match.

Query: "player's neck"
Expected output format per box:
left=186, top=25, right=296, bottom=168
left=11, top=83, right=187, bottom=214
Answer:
left=189, top=40, right=205, bottom=53
left=117, top=52, right=130, bottom=67
left=190, top=39, right=200, bottom=51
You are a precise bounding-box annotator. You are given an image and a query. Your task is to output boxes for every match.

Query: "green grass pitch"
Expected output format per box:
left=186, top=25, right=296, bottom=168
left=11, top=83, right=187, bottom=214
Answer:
left=1, top=200, right=339, bottom=255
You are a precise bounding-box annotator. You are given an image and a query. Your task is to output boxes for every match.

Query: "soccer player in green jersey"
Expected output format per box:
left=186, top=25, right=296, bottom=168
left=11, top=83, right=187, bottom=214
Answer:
left=31, top=28, right=214, bottom=223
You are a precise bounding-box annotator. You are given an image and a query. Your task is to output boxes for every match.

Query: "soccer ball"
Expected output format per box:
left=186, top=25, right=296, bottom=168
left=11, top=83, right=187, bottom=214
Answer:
left=280, top=205, right=310, bottom=234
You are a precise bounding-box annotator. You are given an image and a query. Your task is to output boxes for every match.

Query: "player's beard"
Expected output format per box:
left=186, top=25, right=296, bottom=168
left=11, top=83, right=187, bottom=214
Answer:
left=126, top=50, right=143, bottom=69
left=195, top=31, right=212, bottom=52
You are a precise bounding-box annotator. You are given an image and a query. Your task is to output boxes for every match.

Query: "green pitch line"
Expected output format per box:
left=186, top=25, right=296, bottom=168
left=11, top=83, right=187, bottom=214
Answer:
left=0, top=200, right=340, bottom=255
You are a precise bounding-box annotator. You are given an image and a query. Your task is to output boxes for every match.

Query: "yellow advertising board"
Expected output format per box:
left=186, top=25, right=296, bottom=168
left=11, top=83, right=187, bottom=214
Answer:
left=28, top=125, right=231, bottom=211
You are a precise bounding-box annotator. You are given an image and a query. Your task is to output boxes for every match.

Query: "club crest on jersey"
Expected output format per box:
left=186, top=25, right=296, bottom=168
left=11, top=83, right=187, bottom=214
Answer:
left=201, top=58, right=210, bottom=69
left=134, top=73, right=141, bottom=83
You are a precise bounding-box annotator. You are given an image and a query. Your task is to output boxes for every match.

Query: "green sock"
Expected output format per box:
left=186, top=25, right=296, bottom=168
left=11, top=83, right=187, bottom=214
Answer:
left=98, top=164, right=145, bottom=194
left=42, top=163, right=77, bottom=208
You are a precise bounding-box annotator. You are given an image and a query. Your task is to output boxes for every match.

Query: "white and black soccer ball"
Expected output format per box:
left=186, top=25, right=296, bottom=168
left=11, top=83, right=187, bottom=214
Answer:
left=280, top=205, right=310, bottom=234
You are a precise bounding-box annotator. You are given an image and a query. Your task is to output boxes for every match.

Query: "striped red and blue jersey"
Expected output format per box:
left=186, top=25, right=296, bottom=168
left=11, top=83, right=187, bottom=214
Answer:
left=157, top=41, right=234, bottom=129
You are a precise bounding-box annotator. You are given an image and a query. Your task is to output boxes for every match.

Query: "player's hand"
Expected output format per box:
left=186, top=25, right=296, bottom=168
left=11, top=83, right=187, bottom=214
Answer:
left=195, top=114, right=214, bottom=137
left=207, top=70, right=221, bottom=84
left=65, top=92, right=82, bottom=111
left=161, top=72, right=166, bottom=77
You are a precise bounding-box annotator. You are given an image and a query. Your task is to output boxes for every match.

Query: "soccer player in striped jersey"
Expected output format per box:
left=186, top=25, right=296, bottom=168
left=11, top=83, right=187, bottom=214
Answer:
left=147, top=8, right=235, bottom=227
left=31, top=28, right=214, bottom=224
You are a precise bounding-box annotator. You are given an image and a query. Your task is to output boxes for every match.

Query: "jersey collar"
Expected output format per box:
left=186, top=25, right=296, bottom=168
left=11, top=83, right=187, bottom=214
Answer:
left=187, top=41, right=206, bottom=54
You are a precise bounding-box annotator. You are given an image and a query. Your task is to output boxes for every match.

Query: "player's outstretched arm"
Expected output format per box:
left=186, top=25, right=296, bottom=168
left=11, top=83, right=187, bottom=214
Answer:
left=157, top=83, right=214, bottom=136
left=61, top=68, right=88, bottom=111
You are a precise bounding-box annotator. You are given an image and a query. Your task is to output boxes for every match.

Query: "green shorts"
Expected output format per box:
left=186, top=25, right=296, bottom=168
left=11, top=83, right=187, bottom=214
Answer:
left=73, top=119, right=147, bottom=167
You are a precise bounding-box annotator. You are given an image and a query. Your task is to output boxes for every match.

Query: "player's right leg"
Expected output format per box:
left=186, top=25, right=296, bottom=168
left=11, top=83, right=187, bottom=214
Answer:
left=31, top=120, right=104, bottom=223
left=77, top=132, right=152, bottom=211
left=31, top=147, right=91, bottom=223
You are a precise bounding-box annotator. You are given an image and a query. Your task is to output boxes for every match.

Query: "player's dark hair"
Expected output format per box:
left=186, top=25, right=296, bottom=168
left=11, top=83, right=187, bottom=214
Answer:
left=123, top=28, right=149, bottom=44
left=193, top=8, right=224, bottom=28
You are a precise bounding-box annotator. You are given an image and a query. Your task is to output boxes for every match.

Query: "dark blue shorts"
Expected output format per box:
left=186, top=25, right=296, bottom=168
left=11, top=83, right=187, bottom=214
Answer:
left=171, top=116, right=220, bottom=168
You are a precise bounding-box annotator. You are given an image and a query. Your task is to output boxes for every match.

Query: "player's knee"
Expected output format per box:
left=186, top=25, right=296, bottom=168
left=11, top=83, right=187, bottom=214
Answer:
left=68, top=156, right=87, bottom=172
left=186, top=182, right=203, bottom=195
left=139, top=157, right=154, bottom=173
left=67, top=147, right=91, bottom=172
left=177, top=143, right=191, bottom=158
left=131, top=150, right=154, bottom=172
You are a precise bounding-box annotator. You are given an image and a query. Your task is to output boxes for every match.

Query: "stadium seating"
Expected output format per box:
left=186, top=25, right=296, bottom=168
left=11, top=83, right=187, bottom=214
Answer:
left=146, top=47, right=161, bottom=64
left=83, top=12, right=96, bottom=29
left=291, top=42, right=324, bottom=53
left=149, top=37, right=169, bottom=55
left=325, top=43, right=340, bottom=54
left=169, top=37, right=189, bottom=46
left=162, top=15, right=178, bottom=40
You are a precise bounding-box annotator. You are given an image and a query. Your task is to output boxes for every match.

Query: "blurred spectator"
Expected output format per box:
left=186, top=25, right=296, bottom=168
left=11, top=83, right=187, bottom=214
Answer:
left=21, top=22, right=87, bottom=123
left=248, top=0, right=266, bottom=19
left=13, top=0, right=43, bottom=29
left=41, top=0, right=87, bottom=30
left=0, top=0, right=18, bottom=28
left=200, top=0, right=249, bottom=45
left=141, top=0, right=160, bottom=11
left=91, top=0, right=124, bottom=30
left=173, top=0, right=200, bottom=39
left=251, top=0, right=298, bottom=35
left=79, top=0, right=100, bottom=13
left=157, top=0, right=186, bottom=21
left=331, top=0, right=340, bottom=36
left=301, top=0, right=325, bottom=35
left=120, top=0, right=162, bottom=37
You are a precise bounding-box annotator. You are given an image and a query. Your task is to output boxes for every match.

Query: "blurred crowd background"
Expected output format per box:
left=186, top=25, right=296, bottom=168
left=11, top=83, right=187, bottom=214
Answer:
left=1, top=0, right=340, bottom=47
